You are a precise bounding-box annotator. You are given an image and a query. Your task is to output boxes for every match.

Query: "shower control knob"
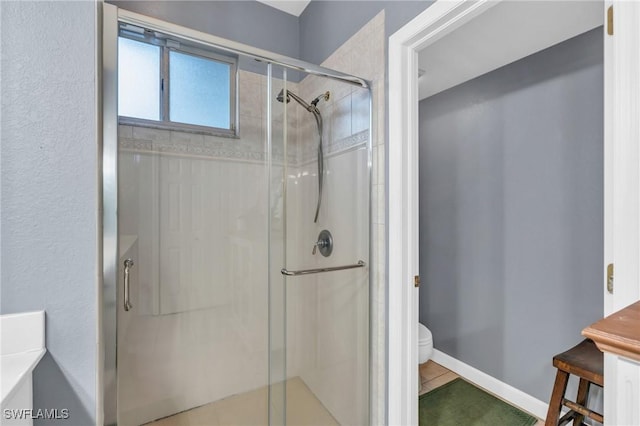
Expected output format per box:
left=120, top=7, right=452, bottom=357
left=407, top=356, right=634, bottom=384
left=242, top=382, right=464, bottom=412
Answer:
left=312, top=239, right=327, bottom=255
left=312, top=230, right=333, bottom=257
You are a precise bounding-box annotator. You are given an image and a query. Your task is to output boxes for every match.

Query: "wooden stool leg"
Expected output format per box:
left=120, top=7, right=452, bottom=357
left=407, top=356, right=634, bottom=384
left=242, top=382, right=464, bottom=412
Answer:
left=573, top=378, right=591, bottom=425
left=545, top=370, right=569, bottom=426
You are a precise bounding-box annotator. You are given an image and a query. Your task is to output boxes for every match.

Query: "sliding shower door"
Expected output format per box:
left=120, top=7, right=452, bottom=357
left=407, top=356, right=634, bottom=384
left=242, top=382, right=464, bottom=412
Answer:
left=117, top=42, right=275, bottom=423
left=272, top=71, right=371, bottom=425
left=111, top=11, right=370, bottom=425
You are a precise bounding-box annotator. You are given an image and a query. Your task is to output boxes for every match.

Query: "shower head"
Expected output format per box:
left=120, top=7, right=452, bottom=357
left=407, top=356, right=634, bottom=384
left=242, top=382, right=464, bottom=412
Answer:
left=276, top=89, right=290, bottom=104
left=276, top=89, right=330, bottom=111
left=276, top=89, right=314, bottom=111
left=311, top=91, right=331, bottom=107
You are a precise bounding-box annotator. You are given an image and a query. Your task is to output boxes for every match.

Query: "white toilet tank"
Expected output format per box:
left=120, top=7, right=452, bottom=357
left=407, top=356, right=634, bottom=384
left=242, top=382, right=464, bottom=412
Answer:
left=418, top=323, right=433, bottom=364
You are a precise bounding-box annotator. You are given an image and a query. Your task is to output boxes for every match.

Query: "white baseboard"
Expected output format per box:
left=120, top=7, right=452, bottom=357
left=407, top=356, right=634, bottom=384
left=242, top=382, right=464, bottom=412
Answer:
left=431, top=349, right=548, bottom=420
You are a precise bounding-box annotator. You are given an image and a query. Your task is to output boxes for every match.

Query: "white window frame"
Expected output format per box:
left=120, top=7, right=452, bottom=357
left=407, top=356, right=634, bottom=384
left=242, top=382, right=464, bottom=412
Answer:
left=118, top=26, right=238, bottom=137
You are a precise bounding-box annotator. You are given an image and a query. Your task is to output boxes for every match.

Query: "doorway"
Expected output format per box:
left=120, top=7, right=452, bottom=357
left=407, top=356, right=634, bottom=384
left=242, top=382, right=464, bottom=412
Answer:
left=386, top=1, right=629, bottom=424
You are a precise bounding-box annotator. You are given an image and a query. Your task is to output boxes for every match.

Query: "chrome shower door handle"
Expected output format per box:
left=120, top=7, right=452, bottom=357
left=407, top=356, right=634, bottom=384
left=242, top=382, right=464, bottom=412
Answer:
left=123, top=258, right=134, bottom=311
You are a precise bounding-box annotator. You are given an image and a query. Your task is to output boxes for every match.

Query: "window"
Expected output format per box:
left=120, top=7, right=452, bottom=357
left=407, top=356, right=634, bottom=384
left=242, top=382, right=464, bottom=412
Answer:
left=169, top=50, right=231, bottom=129
left=118, top=25, right=237, bottom=136
left=118, top=38, right=161, bottom=121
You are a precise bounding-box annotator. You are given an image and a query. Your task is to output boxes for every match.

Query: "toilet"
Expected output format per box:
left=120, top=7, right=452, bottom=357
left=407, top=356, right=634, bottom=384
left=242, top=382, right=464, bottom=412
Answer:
left=418, top=323, right=433, bottom=393
left=418, top=322, right=433, bottom=364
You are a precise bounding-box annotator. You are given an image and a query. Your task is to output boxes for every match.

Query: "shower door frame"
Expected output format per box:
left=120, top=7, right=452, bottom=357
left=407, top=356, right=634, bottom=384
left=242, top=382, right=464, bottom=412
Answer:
left=100, top=3, right=373, bottom=424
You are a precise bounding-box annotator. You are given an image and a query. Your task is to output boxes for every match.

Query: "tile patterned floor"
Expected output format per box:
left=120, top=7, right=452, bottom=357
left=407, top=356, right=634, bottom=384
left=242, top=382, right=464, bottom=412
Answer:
left=144, top=377, right=338, bottom=426
left=419, top=361, right=545, bottom=426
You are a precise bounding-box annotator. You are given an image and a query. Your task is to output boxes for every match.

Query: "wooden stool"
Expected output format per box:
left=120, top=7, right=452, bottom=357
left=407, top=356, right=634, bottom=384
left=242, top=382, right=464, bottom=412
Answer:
left=545, top=339, right=603, bottom=426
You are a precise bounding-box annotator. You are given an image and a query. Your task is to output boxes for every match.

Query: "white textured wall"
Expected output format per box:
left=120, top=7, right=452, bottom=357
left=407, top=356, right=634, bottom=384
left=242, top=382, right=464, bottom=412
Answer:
left=0, top=1, right=97, bottom=424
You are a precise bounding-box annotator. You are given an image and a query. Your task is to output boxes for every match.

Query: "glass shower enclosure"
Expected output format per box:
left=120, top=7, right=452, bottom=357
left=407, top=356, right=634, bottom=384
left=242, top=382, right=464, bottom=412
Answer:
left=103, top=6, right=371, bottom=425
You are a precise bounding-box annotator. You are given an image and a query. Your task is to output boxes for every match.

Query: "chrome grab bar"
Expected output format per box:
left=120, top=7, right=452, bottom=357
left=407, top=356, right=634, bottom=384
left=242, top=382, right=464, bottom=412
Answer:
left=281, top=260, right=366, bottom=276
left=123, top=258, right=134, bottom=311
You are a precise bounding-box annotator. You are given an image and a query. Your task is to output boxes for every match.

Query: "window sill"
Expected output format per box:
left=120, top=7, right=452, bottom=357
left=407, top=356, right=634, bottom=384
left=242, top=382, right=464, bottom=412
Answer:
left=118, top=116, right=239, bottom=139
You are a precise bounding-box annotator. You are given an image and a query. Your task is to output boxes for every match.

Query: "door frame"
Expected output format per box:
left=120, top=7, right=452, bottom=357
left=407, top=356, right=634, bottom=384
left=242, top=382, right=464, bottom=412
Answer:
left=388, top=0, right=639, bottom=424
left=603, top=2, right=640, bottom=424
left=387, top=3, right=499, bottom=423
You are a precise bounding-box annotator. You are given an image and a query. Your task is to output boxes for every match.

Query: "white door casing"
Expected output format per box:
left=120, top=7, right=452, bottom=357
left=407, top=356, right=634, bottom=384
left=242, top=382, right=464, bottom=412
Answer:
left=607, top=0, right=640, bottom=313
left=604, top=2, right=640, bottom=425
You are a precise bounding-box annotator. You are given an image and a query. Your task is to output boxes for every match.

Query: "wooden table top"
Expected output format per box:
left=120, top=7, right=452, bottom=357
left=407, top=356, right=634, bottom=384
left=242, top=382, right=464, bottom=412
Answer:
left=582, top=300, right=640, bottom=363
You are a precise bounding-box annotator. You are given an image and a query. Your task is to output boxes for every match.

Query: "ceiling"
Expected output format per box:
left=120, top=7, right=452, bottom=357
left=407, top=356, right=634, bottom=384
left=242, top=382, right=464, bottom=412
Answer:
left=417, top=1, right=602, bottom=100
left=256, top=0, right=311, bottom=17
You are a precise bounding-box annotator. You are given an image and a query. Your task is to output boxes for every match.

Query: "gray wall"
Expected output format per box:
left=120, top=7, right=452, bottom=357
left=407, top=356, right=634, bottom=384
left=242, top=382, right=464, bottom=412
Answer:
left=299, top=0, right=431, bottom=65
left=418, top=28, right=604, bottom=402
left=0, top=1, right=98, bottom=425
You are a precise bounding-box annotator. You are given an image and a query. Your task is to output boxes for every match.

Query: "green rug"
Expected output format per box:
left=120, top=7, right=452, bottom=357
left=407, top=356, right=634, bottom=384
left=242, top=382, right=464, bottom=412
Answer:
left=419, top=378, right=537, bottom=426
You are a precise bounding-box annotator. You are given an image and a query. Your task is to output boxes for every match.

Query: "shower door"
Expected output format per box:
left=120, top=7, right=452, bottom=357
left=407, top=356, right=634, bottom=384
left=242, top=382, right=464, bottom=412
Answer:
left=117, top=34, right=279, bottom=423
left=270, top=70, right=371, bottom=425
left=111, top=11, right=370, bottom=424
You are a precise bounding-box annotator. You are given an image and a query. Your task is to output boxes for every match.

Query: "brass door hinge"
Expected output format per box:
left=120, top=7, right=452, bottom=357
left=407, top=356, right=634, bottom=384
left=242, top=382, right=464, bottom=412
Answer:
left=414, top=275, right=420, bottom=288
left=607, top=263, right=614, bottom=293
left=607, top=6, right=613, bottom=36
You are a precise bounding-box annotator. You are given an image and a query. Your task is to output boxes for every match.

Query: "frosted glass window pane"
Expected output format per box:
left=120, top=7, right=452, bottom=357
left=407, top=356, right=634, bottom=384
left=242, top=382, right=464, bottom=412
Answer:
left=169, top=51, right=231, bottom=129
left=118, top=37, right=160, bottom=120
